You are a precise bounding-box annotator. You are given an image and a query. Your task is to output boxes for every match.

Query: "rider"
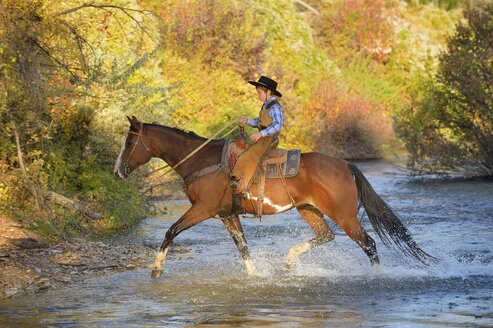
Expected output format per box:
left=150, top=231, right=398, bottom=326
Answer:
left=230, top=76, right=283, bottom=214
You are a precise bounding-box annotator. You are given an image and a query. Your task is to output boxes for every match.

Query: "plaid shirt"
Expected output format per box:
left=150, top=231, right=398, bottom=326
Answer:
left=246, top=97, right=283, bottom=137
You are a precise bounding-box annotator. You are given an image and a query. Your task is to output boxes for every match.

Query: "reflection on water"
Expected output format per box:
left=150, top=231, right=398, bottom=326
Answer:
left=1, top=160, right=492, bottom=327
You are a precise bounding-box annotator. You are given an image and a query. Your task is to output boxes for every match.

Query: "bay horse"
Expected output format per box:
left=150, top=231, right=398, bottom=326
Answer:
left=114, top=116, right=435, bottom=279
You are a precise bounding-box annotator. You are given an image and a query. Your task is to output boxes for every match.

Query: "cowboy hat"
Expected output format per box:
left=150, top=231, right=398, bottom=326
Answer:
left=248, top=76, right=282, bottom=97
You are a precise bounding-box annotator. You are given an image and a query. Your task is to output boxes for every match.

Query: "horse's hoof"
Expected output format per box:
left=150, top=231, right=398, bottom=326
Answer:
left=245, top=270, right=258, bottom=279
left=151, top=267, right=163, bottom=279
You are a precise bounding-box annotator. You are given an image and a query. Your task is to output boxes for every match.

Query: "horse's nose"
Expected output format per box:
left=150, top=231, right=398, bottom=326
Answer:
left=114, top=169, right=123, bottom=179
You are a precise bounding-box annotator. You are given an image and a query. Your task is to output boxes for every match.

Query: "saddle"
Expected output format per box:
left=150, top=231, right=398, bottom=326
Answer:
left=183, top=134, right=301, bottom=218
left=183, top=139, right=300, bottom=187
left=221, top=139, right=301, bottom=178
left=222, top=135, right=301, bottom=219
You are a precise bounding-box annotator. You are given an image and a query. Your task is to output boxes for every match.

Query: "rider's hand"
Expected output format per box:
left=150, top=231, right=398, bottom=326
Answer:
left=239, top=116, right=248, bottom=124
left=250, top=132, right=262, bottom=143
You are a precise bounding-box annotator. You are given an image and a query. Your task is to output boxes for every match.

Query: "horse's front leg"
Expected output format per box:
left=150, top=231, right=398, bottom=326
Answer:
left=151, top=204, right=212, bottom=279
left=221, top=216, right=257, bottom=277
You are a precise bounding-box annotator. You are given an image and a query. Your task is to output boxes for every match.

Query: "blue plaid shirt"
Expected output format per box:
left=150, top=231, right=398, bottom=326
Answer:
left=246, top=97, right=283, bottom=137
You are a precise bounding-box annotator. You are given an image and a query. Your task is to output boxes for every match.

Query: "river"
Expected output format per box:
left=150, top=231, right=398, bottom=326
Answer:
left=1, top=160, right=492, bottom=327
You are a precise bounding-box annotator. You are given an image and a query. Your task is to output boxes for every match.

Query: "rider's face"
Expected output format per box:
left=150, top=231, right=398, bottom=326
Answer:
left=256, top=87, right=271, bottom=102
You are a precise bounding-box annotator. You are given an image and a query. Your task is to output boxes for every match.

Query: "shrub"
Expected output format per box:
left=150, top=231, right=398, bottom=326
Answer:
left=396, top=4, right=493, bottom=176
left=0, top=0, right=161, bottom=238
left=159, top=0, right=266, bottom=77
left=313, top=0, right=396, bottom=63
left=303, top=77, right=394, bottom=159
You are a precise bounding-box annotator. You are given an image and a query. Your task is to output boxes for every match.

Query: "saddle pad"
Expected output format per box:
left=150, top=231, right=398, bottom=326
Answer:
left=221, top=139, right=301, bottom=178
left=265, top=149, right=301, bottom=178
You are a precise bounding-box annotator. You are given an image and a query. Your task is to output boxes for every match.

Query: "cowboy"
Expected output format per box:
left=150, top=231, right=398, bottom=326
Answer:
left=230, top=76, right=283, bottom=214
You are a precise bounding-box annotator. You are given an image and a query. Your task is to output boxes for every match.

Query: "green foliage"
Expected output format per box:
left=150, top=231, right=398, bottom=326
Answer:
left=396, top=3, right=493, bottom=176
left=1, top=0, right=481, bottom=241
left=0, top=0, right=165, bottom=238
left=404, top=0, right=471, bottom=11
left=77, top=159, right=147, bottom=231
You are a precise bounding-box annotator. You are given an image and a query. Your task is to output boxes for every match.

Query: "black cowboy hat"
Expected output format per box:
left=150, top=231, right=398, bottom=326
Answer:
left=248, top=76, right=282, bottom=97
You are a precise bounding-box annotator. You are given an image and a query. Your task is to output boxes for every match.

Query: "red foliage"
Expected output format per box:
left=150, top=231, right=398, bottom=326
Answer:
left=159, top=0, right=265, bottom=76
left=305, top=78, right=393, bottom=159
left=329, top=0, right=395, bottom=63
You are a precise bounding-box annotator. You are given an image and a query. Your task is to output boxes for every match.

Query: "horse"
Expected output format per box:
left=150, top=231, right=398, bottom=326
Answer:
left=114, top=116, right=435, bottom=279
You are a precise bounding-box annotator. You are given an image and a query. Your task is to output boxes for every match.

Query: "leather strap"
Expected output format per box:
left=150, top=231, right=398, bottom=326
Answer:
left=183, top=164, right=225, bottom=186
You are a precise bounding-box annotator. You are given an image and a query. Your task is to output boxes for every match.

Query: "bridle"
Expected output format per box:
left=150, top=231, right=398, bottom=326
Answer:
left=123, top=124, right=154, bottom=174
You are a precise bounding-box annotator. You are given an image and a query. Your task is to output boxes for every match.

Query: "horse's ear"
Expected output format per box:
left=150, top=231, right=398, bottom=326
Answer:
left=127, top=116, right=140, bottom=131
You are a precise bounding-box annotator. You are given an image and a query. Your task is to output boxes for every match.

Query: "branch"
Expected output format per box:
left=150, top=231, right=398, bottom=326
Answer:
left=31, top=38, right=81, bottom=82
left=294, top=0, right=320, bottom=15
left=54, top=3, right=153, bottom=18
left=53, top=3, right=160, bottom=43
left=58, top=20, right=88, bottom=71
left=42, top=190, right=103, bottom=220
left=10, top=119, right=43, bottom=209
left=9, top=116, right=66, bottom=238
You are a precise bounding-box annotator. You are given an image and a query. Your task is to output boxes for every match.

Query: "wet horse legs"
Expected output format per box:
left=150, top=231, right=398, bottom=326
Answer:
left=151, top=205, right=212, bottom=279
left=221, top=216, right=257, bottom=276
left=285, top=204, right=335, bottom=269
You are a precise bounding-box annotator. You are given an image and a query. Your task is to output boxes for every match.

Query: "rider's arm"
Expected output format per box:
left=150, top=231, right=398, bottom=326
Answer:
left=246, top=118, right=259, bottom=127
left=259, top=104, right=283, bottom=137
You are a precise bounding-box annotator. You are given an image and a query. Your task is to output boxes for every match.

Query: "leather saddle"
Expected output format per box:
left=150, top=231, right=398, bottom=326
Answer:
left=221, top=139, right=301, bottom=179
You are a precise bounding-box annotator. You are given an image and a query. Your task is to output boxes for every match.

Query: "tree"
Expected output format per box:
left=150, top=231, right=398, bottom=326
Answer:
left=0, top=0, right=165, bottom=236
left=396, top=3, right=493, bottom=176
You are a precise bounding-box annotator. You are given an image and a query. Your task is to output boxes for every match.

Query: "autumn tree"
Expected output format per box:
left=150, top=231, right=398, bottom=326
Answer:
left=396, top=3, right=493, bottom=176
left=0, top=0, right=165, bottom=236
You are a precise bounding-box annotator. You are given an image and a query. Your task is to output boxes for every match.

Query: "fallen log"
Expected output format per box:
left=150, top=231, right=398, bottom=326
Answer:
left=42, top=190, right=103, bottom=220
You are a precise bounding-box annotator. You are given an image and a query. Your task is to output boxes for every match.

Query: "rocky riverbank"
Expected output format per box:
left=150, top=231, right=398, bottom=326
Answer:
left=0, top=216, right=156, bottom=299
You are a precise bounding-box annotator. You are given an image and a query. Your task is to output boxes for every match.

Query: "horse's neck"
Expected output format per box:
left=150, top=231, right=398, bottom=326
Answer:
left=148, top=125, right=225, bottom=178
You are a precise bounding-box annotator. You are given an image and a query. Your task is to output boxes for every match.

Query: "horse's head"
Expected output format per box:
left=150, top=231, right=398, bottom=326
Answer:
left=114, top=116, right=153, bottom=179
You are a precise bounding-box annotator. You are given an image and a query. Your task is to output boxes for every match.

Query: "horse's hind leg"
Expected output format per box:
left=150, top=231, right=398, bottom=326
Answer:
left=326, top=208, right=380, bottom=265
left=339, top=217, right=379, bottom=265
left=221, top=216, right=257, bottom=277
left=312, top=172, right=380, bottom=266
left=285, top=204, right=335, bottom=270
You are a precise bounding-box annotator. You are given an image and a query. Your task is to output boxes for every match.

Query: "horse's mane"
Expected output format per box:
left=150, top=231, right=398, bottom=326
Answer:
left=145, top=123, right=207, bottom=140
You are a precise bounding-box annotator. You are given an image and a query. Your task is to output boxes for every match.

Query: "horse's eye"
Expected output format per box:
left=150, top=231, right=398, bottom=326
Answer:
left=127, top=141, right=133, bottom=147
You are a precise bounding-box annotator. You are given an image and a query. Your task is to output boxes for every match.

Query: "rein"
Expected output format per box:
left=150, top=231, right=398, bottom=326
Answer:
left=149, top=117, right=240, bottom=180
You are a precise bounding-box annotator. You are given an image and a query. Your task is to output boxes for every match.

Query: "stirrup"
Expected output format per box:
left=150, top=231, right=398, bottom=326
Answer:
left=229, top=177, right=247, bottom=195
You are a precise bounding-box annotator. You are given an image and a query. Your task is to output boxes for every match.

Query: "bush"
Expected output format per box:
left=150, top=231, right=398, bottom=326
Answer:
left=159, top=0, right=266, bottom=77
left=302, top=77, right=394, bottom=159
left=313, top=0, right=396, bottom=63
left=0, top=0, right=162, bottom=238
left=396, top=4, right=493, bottom=176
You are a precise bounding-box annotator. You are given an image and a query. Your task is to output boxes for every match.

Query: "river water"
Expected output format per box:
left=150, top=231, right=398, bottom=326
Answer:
left=1, top=160, right=492, bottom=327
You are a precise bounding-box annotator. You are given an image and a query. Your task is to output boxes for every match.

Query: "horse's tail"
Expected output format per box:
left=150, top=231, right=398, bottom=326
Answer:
left=348, top=163, right=438, bottom=264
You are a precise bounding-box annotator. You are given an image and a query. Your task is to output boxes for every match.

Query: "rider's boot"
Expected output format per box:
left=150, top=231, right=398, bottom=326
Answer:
left=230, top=193, right=243, bottom=216
left=229, top=176, right=245, bottom=216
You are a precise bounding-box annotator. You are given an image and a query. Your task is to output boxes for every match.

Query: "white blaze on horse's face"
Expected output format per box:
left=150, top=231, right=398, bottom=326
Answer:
left=114, top=135, right=128, bottom=179
left=114, top=123, right=154, bottom=179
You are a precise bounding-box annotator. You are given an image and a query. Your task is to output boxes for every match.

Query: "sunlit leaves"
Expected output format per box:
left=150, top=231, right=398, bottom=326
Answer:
left=396, top=4, right=493, bottom=176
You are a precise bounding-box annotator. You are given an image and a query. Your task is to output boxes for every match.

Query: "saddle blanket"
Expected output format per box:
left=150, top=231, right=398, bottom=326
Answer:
left=221, top=139, right=301, bottom=178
